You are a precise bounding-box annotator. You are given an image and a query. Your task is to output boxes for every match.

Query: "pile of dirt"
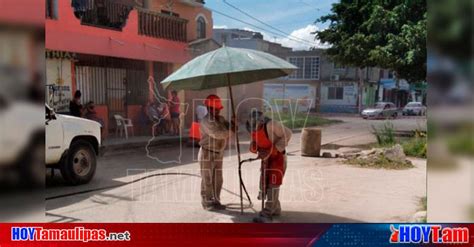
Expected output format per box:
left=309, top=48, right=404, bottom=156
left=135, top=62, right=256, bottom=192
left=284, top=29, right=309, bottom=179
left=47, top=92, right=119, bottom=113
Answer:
left=340, top=144, right=414, bottom=169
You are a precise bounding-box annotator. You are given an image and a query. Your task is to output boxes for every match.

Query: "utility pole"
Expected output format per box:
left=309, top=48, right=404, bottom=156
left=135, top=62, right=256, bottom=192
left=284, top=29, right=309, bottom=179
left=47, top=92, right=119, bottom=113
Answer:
left=357, top=67, right=364, bottom=113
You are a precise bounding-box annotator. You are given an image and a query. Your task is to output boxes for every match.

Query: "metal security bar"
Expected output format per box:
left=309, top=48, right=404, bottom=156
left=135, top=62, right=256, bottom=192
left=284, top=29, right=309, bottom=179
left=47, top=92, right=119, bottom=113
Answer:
left=75, top=66, right=107, bottom=105
left=72, top=0, right=133, bottom=30
left=138, top=8, right=188, bottom=42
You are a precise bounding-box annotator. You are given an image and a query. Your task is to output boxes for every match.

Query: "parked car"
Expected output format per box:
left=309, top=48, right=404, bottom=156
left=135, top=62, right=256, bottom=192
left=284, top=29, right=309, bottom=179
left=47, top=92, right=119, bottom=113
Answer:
left=402, top=102, right=426, bottom=116
left=361, top=102, right=398, bottom=119
left=46, top=104, right=102, bottom=185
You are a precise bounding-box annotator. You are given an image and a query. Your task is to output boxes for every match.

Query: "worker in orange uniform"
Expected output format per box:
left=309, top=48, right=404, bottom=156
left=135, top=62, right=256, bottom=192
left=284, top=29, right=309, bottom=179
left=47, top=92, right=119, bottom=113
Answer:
left=199, top=95, right=236, bottom=211
left=247, top=109, right=292, bottom=222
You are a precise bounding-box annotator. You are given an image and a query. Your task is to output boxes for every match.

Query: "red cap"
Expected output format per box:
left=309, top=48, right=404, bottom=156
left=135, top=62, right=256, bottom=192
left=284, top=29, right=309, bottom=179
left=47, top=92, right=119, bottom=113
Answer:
left=204, top=94, right=224, bottom=110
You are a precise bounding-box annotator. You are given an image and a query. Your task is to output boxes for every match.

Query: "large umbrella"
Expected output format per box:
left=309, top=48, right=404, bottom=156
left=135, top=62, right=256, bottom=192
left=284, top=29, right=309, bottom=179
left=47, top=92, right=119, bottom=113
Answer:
left=161, top=46, right=296, bottom=213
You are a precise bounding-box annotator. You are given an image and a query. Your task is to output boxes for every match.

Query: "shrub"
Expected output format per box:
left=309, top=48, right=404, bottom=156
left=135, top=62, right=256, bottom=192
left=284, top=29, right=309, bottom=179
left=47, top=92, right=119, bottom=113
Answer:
left=372, top=122, right=396, bottom=146
left=345, top=153, right=414, bottom=169
left=402, top=137, right=427, bottom=159
left=402, top=133, right=427, bottom=158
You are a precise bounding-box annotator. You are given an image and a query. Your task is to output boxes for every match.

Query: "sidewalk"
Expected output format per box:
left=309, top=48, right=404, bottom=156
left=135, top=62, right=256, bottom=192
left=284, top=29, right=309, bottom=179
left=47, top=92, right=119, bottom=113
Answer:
left=101, top=125, right=253, bottom=155
left=102, top=130, right=188, bottom=155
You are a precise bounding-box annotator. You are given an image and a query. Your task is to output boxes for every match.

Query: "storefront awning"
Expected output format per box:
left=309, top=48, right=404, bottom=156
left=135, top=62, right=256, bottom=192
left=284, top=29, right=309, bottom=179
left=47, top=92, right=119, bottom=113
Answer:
left=379, top=79, right=410, bottom=91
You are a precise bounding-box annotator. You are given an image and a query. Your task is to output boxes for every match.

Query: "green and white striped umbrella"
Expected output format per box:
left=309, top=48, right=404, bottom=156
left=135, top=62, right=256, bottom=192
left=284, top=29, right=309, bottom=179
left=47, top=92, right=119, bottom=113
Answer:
left=161, top=46, right=296, bottom=90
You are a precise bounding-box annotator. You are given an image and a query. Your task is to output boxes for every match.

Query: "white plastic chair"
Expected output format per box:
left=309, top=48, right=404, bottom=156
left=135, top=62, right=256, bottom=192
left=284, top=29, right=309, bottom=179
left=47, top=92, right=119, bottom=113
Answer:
left=114, top=114, right=134, bottom=139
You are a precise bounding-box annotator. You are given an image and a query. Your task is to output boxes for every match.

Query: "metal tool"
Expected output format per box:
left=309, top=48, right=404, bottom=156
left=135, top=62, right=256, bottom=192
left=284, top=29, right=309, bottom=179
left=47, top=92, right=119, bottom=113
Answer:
left=238, top=157, right=259, bottom=214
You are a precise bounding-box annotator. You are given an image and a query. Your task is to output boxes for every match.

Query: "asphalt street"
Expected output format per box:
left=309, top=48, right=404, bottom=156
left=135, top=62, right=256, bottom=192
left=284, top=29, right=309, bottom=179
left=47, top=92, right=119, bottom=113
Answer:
left=45, top=116, right=427, bottom=223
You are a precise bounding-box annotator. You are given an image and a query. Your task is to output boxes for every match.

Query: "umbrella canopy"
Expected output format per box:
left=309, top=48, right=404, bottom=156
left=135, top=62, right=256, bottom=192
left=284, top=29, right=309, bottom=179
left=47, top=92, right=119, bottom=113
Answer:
left=161, top=46, right=297, bottom=90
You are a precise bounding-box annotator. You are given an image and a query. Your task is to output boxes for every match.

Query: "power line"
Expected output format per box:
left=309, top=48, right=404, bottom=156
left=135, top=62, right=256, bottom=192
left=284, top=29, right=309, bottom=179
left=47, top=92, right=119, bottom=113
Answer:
left=209, top=7, right=315, bottom=48
left=272, top=18, right=318, bottom=28
left=298, top=0, right=321, bottom=11
left=222, top=0, right=316, bottom=45
left=222, top=0, right=318, bottom=46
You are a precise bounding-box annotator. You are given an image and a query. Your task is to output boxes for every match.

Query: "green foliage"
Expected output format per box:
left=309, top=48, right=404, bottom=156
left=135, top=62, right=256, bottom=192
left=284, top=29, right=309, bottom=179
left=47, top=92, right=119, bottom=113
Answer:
left=315, top=0, right=427, bottom=82
left=345, top=153, right=414, bottom=170
left=372, top=122, right=396, bottom=146
left=402, top=136, right=427, bottom=158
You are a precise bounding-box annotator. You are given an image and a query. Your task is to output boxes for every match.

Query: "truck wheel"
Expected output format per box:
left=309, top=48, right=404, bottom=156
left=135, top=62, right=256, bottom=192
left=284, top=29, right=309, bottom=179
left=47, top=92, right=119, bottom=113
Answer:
left=60, top=140, right=97, bottom=185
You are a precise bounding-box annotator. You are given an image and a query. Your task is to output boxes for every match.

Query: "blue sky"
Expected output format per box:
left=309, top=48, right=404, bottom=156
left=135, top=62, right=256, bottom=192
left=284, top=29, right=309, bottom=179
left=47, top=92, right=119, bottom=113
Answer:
left=205, top=0, right=338, bottom=50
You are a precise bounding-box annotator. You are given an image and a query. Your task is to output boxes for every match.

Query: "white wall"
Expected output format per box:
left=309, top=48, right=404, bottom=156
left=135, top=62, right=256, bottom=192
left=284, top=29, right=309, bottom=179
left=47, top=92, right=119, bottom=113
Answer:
left=46, top=58, right=72, bottom=112
left=263, top=83, right=316, bottom=113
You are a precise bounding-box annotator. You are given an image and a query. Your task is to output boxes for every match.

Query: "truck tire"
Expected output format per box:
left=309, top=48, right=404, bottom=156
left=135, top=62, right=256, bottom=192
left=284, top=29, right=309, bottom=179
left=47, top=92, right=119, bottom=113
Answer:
left=60, top=140, right=97, bottom=185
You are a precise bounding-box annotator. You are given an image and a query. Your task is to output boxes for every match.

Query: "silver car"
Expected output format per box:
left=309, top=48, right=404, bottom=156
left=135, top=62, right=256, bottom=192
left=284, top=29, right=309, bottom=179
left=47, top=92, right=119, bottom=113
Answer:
left=361, top=102, right=398, bottom=119
left=402, top=102, right=426, bottom=116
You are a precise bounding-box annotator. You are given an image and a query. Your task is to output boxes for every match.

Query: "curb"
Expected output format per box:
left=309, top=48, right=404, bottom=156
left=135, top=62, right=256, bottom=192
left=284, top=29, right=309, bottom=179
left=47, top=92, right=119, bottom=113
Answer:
left=101, top=136, right=188, bottom=156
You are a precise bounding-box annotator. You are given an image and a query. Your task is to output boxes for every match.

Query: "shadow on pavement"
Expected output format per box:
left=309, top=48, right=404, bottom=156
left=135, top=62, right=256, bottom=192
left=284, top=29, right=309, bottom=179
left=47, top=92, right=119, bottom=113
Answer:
left=215, top=207, right=363, bottom=223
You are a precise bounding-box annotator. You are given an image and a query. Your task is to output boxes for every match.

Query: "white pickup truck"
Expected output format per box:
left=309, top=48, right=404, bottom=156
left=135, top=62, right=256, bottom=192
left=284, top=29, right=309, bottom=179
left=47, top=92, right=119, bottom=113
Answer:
left=0, top=99, right=101, bottom=185
left=46, top=104, right=101, bottom=185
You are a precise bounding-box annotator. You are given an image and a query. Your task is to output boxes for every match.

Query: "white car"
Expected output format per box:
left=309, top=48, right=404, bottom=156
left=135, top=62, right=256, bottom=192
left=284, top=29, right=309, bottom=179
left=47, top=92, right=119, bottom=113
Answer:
left=46, top=104, right=102, bottom=185
left=402, top=102, right=426, bottom=116
left=361, top=102, right=398, bottom=119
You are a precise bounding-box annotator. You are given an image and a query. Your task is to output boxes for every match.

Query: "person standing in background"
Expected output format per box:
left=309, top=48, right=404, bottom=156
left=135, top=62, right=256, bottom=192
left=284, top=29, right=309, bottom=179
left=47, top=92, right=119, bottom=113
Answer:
left=69, top=90, right=83, bottom=117
left=169, top=90, right=181, bottom=136
left=158, top=101, right=171, bottom=135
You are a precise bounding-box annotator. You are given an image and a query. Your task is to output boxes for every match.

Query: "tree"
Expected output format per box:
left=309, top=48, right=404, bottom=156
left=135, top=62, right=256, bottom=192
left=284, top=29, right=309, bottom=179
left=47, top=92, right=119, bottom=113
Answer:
left=315, top=0, right=427, bottom=83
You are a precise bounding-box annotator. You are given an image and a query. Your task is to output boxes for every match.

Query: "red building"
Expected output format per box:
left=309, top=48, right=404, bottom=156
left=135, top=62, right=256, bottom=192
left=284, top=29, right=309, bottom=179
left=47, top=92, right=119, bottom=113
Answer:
left=45, top=0, right=213, bottom=138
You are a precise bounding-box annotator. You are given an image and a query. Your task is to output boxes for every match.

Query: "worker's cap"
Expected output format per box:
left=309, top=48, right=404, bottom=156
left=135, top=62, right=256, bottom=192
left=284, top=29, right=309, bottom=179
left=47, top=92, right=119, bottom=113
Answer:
left=204, top=94, right=224, bottom=110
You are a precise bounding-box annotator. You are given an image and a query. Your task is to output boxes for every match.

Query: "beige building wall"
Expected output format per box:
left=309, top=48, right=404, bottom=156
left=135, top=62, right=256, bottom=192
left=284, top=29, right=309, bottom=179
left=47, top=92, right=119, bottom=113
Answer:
left=46, top=58, right=73, bottom=112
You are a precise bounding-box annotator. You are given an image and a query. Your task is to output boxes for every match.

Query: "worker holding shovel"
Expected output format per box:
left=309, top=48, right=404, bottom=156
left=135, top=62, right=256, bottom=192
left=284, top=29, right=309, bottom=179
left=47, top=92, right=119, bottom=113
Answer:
left=247, top=109, right=292, bottom=223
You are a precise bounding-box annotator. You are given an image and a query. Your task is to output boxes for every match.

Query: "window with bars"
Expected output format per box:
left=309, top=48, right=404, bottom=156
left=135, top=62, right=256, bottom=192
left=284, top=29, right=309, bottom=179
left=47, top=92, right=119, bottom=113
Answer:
left=328, top=87, right=344, bottom=100
left=196, top=16, right=206, bottom=39
left=288, top=57, right=303, bottom=79
left=288, top=56, right=319, bottom=80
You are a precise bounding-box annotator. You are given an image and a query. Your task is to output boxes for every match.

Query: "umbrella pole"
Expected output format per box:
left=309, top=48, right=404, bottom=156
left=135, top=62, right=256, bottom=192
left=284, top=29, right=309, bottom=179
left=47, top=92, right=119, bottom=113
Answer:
left=226, top=74, right=244, bottom=215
